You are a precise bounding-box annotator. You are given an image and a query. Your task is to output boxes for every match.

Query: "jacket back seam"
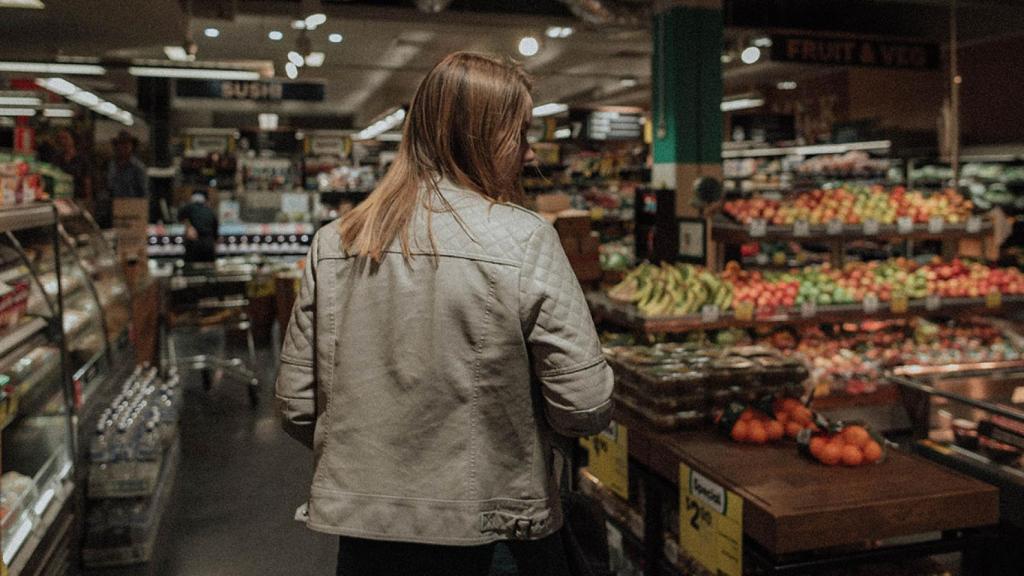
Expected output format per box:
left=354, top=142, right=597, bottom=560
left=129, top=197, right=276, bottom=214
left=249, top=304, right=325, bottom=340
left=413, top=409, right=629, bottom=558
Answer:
left=316, top=251, right=521, bottom=268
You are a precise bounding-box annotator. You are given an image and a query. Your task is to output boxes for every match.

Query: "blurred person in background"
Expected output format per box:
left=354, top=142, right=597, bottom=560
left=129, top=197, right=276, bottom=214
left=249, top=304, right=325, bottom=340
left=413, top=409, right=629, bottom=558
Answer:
left=177, top=189, right=218, bottom=263
left=103, top=130, right=148, bottom=229
left=54, top=128, right=92, bottom=207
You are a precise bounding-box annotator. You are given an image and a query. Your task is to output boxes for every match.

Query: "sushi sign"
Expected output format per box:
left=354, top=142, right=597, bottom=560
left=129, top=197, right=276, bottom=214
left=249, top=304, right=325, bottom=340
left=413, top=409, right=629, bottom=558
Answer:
left=770, top=35, right=939, bottom=70
left=176, top=79, right=325, bottom=101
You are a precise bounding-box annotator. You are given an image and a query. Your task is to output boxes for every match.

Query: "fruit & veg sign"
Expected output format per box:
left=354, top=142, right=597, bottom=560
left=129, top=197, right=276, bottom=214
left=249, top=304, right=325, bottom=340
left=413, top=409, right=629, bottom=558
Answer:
left=770, top=34, right=939, bottom=70
left=580, top=421, right=628, bottom=500
left=679, top=463, right=743, bottom=576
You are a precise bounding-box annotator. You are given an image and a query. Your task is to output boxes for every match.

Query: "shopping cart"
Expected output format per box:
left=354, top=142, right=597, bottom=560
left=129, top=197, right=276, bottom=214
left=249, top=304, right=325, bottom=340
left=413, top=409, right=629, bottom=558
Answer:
left=159, top=261, right=260, bottom=406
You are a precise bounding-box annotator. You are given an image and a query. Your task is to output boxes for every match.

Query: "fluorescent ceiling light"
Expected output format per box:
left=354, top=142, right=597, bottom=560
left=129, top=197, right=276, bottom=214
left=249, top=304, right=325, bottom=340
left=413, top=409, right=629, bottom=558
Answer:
left=128, top=66, right=260, bottom=80
left=285, top=62, right=298, bottom=79
left=305, top=51, right=325, bottom=67
left=777, top=80, right=797, bottom=90
left=619, top=76, right=638, bottom=88
left=554, top=127, right=571, bottom=139
left=163, top=46, right=192, bottom=62
left=355, top=107, right=406, bottom=141
left=291, top=19, right=306, bottom=30
left=328, top=33, right=343, bottom=43
left=532, top=102, right=567, bottom=117
left=43, top=107, right=74, bottom=118
left=98, top=101, right=117, bottom=114
left=518, top=36, right=540, bottom=57
left=204, top=27, right=220, bottom=38
left=752, top=36, right=773, bottom=48
left=305, top=13, right=326, bottom=29
left=0, top=0, right=45, bottom=8
left=546, top=26, right=573, bottom=39
left=740, top=46, right=761, bottom=65
left=721, top=53, right=733, bottom=64
left=35, top=77, right=77, bottom=96
left=720, top=97, right=764, bottom=112
left=287, top=51, right=305, bottom=67
left=258, top=113, right=279, bottom=130
left=268, top=30, right=283, bottom=41
left=0, top=93, right=40, bottom=106
left=0, top=107, right=36, bottom=116
left=721, top=140, right=892, bottom=159
left=69, top=91, right=99, bottom=106
left=0, top=61, right=105, bottom=75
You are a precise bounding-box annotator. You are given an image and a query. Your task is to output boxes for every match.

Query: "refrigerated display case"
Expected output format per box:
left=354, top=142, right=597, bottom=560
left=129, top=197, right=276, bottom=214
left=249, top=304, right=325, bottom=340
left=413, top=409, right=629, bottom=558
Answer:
left=0, top=203, right=75, bottom=576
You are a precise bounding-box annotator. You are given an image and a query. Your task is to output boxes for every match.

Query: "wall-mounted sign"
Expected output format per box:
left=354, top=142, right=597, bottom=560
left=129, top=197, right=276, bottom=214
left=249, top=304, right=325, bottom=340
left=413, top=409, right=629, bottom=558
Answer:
left=585, top=111, right=645, bottom=141
left=187, top=134, right=233, bottom=154
left=770, top=35, right=939, bottom=70
left=309, top=134, right=351, bottom=157
left=176, top=79, right=325, bottom=101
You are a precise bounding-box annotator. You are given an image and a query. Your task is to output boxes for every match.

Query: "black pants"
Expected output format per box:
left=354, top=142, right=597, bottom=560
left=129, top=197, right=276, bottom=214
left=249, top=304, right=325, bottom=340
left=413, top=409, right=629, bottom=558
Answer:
left=336, top=530, right=571, bottom=576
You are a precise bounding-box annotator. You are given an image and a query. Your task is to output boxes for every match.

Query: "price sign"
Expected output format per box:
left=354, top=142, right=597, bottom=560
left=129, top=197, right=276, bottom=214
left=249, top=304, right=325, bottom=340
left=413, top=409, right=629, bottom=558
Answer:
left=793, top=220, right=810, bottom=237
left=800, top=301, right=817, bottom=318
left=897, top=217, right=914, bottom=234
left=966, top=215, right=983, bottom=234
left=890, top=293, right=909, bottom=314
left=733, top=300, right=754, bottom=322
left=986, top=291, right=1002, bottom=309
left=748, top=219, right=767, bottom=238
left=926, top=294, right=942, bottom=311
left=701, top=305, right=721, bottom=323
left=862, top=219, right=880, bottom=236
left=580, top=421, right=629, bottom=500
left=928, top=217, right=945, bottom=234
left=863, top=293, right=880, bottom=314
left=679, top=463, right=743, bottom=576
left=827, top=219, right=844, bottom=235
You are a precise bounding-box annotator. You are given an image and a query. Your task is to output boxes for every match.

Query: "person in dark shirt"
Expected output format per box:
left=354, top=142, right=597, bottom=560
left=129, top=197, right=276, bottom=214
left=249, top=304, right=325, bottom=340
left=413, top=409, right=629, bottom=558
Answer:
left=178, top=190, right=218, bottom=263
left=54, top=129, right=92, bottom=204
left=108, top=131, right=148, bottom=199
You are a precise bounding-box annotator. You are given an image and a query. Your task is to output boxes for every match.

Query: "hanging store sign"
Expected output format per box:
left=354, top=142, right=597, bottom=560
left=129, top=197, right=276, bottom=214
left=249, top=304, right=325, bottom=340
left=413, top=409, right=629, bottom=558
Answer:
left=770, top=35, right=939, bottom=70
left=176, top=79, right=325, bottom=101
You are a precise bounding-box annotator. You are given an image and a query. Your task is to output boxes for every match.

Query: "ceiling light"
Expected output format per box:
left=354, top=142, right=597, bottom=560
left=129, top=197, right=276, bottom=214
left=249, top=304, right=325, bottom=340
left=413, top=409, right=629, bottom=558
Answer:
left=619, top=76, right=638, bottom=88
left=0, top=93, right=40, bottom=106
left=68, top=91, right=99, bottom=106
left=287, top=51, right=305, bottom=67
left=554, top=127, right=571, bottom=139
left=740, top=46, right=761, bottom=65
left=305, top=13, right=326, bottom=29
left=0, top=0, right=45, bottom=8
left=355, top=107, right=407, bottom=141
left=163, top=45, right=193, bottom=62
left=776, top=80, right=798, bottom=90
left=0, top=107, right=36, bottom=117
left=98, top=101, right=117, bottom=114
left=721, top=97, right=764, bottom=112
left=545, top=26, right=561, bottom=39
left=285, top=62, right=298, bottom=79
left=0, top=61, right=105, bottom=75
left=43, top=107, right=74, bottom=118
left=720, top=53, right=733, bottom=64
left=259, top=113, right=279, bottom=131
left=291, top=19, right=306, bottom=30
left=532, top=102, right=567, bottom=117
left=305, top=52, right=325, bottom=67
left=204, top=28, right=220, bottom=38
left=128, top=66, right=261, bottom=80
left=559, top=27, right=573, bottom=38
left=328, top=33, right=343, bottom=43
left=34, top=77, right=77, bottom=96
left=268, top=30, right=283, bottom=41
left=518, top=36, right=540, bottom=57
left=753, top=36, right=773, bottom=48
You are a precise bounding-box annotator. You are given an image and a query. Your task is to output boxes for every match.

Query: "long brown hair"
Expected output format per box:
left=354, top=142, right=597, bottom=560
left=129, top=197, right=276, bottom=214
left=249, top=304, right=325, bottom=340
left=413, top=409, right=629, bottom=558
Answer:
left=340, top=52, right=533, bottom=261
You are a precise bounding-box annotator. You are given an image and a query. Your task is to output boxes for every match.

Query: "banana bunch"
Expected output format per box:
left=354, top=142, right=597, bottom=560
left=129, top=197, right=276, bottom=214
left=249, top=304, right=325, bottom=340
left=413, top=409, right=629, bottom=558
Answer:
left=607, top=262, right=734, bottom=317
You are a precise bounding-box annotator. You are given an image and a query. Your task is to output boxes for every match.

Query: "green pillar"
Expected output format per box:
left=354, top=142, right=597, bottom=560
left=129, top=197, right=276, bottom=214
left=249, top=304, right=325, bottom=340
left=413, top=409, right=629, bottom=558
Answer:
left=652, top=0, right=723, bottom=218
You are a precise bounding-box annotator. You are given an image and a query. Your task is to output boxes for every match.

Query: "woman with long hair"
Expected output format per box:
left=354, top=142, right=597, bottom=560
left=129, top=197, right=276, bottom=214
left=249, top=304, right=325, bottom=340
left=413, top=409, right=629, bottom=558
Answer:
left=276, top=52, right=614, bottom=576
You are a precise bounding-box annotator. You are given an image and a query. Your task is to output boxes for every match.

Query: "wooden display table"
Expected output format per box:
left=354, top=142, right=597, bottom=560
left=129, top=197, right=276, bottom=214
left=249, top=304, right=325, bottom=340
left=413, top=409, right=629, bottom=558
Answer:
left=610, top=407, right=1000, bottom=574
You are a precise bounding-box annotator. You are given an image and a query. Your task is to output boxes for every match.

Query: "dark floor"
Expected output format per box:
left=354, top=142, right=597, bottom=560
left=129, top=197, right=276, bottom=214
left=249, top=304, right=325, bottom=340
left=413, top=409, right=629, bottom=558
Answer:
left=151, top=333, right=337, bottom=576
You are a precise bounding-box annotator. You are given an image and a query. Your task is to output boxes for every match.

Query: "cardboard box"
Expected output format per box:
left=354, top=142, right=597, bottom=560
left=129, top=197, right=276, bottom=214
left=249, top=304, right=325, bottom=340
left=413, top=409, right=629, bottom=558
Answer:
left=113, top=198, right=150, bottom=281
left=553, top=213, right=591, bottom=239
left=535, top=193, right=572, bottom=213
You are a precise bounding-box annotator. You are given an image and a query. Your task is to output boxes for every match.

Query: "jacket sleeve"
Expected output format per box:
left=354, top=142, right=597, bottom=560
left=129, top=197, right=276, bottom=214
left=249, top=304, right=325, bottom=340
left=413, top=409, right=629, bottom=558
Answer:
left=520, top=223, right=614, bottom=437
left=275, top=234, right=318, bottom=448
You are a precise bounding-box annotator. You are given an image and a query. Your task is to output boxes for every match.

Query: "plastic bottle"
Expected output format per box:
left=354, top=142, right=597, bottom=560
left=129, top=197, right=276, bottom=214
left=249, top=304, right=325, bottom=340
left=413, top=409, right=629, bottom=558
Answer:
left=89, top=422, right=111, bottom=464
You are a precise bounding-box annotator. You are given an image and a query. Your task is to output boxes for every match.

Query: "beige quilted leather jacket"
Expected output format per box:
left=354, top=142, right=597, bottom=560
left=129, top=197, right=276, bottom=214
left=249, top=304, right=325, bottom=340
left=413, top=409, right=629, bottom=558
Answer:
left=275, top=180, right=614, bottom=545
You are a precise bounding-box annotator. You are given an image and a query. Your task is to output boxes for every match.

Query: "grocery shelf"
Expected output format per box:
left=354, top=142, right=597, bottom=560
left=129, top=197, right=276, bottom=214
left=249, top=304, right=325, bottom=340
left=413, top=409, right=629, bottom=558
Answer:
left=586, top=291, right=1024, bottom=334
left=0, top=204, right=56, bottom=234
left=710, top=215, right=992, bottom=245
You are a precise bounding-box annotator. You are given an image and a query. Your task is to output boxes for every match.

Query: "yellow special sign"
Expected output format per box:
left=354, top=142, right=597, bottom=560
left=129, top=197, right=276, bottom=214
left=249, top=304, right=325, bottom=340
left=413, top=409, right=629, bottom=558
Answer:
left=679, top=462, right=743, bottom=576
left=580, top=421, right=629, bottom=500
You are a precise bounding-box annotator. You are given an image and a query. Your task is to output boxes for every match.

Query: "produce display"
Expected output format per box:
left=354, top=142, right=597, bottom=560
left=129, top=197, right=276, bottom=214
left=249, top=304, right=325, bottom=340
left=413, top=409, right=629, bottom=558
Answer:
left=716, top=398, right=820, bottom=445
left=722, top=186, right=973, bottom=226
left=801, top=424, right=886, bottom=467
left=606, top=258, right=1024, bottom=318
left=605, top=343, right=808, bottom=431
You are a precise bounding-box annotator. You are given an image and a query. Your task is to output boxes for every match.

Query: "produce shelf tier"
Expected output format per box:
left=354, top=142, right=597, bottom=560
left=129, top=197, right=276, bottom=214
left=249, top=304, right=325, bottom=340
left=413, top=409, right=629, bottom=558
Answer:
left=586, top=291, right=1024, bottom=334
left=614, top=407, right=999, bottom=556
left=0, top=204, right=57, bottom=234
left=710, top=215, right=993, bottom=244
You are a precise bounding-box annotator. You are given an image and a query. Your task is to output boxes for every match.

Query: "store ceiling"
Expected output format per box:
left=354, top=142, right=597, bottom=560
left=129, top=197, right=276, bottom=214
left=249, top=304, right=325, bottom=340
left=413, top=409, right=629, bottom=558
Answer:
left=2, top=0, right=1024, bottom=132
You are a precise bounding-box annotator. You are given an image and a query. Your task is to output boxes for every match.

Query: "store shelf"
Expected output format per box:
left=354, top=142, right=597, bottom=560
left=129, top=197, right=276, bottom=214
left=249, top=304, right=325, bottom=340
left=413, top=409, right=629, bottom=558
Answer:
left=0, top=317, right=48, bottom=360
left=710, top=215, right=992, bottom=244
left=586, top=291, right=1024, bottom=334
left=0, top=204, right=56, bottom=234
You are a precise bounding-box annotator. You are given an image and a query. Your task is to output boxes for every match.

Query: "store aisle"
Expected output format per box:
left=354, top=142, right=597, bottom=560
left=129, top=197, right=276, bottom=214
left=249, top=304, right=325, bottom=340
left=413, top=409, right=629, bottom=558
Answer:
left=151, top=338, right=337, bottom=576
